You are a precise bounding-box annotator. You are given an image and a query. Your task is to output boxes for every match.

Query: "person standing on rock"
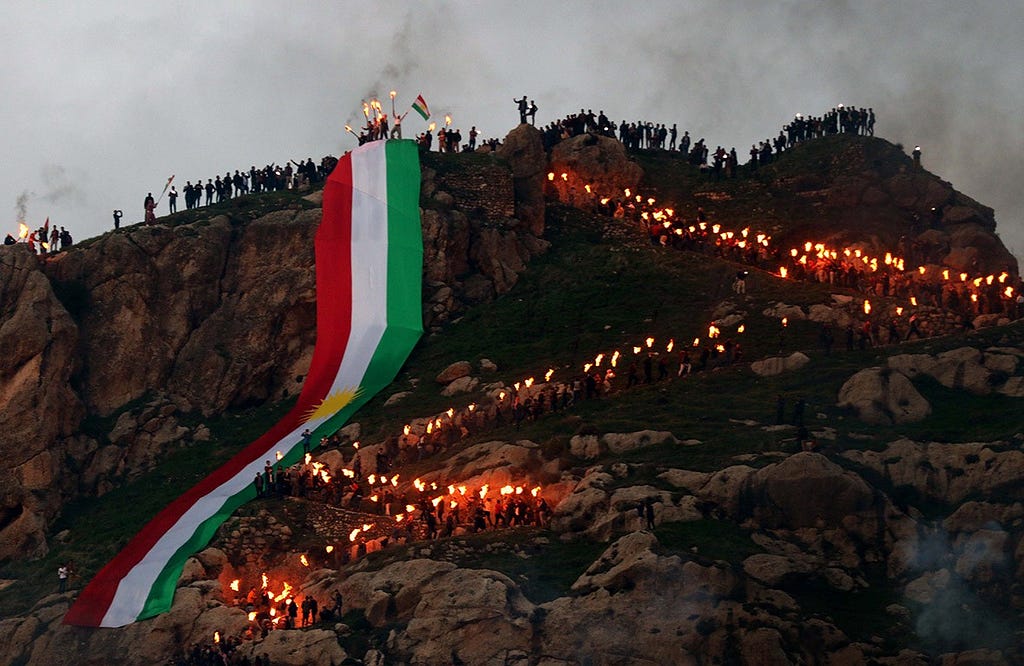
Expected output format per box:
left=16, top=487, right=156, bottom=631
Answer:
left=515, top=95, right=528, bottom=124
left=253, top=472, right=264, bottom=498
left=300, top=428, right=312, bottom=456
left=912, top=145, right=922, bottom=166
left=143, top=193, right=156, bottom=224
left=58, top=563, right=69, bottom=593
left=112, top=209, right=123, bottom=229
left=645, top=498, right=656, bottom=530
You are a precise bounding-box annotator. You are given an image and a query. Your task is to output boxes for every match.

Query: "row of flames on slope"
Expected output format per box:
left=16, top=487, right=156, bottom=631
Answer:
left=549, top=170, right=1018, bottom=313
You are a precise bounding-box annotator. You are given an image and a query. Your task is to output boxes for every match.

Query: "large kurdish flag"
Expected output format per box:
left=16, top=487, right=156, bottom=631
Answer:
left=65, top=139, right=422, bottom=628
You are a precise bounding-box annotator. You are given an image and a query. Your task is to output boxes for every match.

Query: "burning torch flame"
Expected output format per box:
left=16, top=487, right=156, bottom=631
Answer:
left=863, top=300, right=872, bottom=314
left=300, top=554, right=309, bottom=567
left=326, top=545, right=334, bottom=553
left=545, top=368, right=555, bottom=382
left=645, top=337, right=654, bottom=348
left=230, top=579, right=240, bottom=592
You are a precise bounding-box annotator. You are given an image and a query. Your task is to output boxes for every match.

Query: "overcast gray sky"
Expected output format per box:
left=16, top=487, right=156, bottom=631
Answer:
left=3, top=1, right=1023, bottom=258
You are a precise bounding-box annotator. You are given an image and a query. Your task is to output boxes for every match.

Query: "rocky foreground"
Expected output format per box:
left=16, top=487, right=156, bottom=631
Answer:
left=4, top=421, right=1024, bottom=664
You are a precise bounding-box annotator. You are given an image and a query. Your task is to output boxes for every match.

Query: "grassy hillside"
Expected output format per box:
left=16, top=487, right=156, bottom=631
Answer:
left=3, top=136, right=1022, bottom=643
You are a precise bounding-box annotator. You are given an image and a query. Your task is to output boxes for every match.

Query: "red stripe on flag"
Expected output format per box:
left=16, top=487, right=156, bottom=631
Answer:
left=64, top=156, right=356, bottom=626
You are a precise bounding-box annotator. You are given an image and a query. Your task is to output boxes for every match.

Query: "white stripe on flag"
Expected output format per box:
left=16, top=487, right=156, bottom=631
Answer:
left=102, top=140, right=394, bottom=627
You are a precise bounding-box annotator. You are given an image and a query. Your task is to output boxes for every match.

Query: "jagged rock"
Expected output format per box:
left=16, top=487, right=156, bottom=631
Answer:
left=842, top=439, right=1024, bottom=505
left=751, top=352, right=810, bottom=377
left=548, top=132, right=643, bottom=209
left=435, top=360, right=472, bottom=384
left=739, top=627, right=791, bottom=665
left=239, top=628, right=346, bottom=666
left=931, top=347, right=993, bottom=394
left=762, top=303, right=807, bottom=320
left=943, top=502, right=1022, bottom=534
left=571, top=431, right=677, bottom=459
left=807, top=303, right=854, bottom=328
left=904, top=568, right=951, bottom=604
left=887, top=353, right=937, bottom=378
left=837, top=367, right=931, bottom=425
left=393, top=568, right=534, bottom=664
left=742, top=553, right=807, bottom=586
left=440, top=375, right=478, bottom=396
left=384, top=391, right=411, bottom=406
left=745, top=453, right=876, bottom=529
left=479, top=358, right=498, bottom=372
left=496, top=124, right=547, bottom=236
left=954, top=529, right=1009, bottom=584
left=602, top=430, right=677, bottom=454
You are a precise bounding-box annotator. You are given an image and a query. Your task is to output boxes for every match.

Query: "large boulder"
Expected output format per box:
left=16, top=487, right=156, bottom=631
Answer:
left=548, top=133, right=643, bottom=208
left=496, top=124, right=547, bottom=236
left=751, top=352, right=810, bottom=377
left=744, top=453, right=877, bottom=529
left=837, top=367, right=931, bottom=425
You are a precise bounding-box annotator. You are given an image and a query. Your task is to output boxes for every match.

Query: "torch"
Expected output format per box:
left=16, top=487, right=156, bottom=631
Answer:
left=345, top=125, right=358, bottom=139
left=390, top=90, right=396, bottom=118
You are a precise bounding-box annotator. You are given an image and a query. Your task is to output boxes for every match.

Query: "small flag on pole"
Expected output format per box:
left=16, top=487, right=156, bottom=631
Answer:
left=411, top=95, right=430, bottom=121
left=161, top=175, right=175, bottom=194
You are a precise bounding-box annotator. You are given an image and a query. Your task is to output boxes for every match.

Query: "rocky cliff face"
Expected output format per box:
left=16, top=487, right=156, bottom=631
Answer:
left=0, top=128, right=551, bottom=561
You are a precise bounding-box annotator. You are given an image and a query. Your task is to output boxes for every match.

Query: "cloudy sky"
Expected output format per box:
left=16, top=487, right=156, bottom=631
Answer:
left=3, top=1, right=1023, bottom=257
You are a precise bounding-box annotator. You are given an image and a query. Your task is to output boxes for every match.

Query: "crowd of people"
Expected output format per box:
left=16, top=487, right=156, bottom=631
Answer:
left=3, top=222, right=73, bottom=254
left=140, top=157, right=339, bottom=225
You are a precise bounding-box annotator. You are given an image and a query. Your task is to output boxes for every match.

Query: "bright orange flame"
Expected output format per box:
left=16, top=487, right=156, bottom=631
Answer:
left=943, top=269, right=950, bottom=280
left=230, top=579, right=240, bottom=592
left=737, top=325, right=745, bottom=333
left=326, top=545, right=334, bottom=553
left=275, top=451, right=283, bottom=461
left=349, top=529, right=361, bottom=542
left=248, top=611, right=257, bottom=621
left=390, top=90, right=396, bottom=99
left=896, top=306, right=904, bottom=316
left=645, top=337, right=654, bottom=348
left=863, top=300, right=872, bottom=314
left=633, top=346, right=642, bottom=354
left=531, top=487, right=540, bottom=497
left=525, top=377, right=535, bottom=388
left=779, top=266, right=788, bottom=278
left=585, top=184, right=592, bottom=193
left=666, top=339, right=674, bottom=352
left=458, top=485, right=467, bottom=495
left=406, top=504, right=416, bottom=513
left=261, top=572, right=268, bottom=590
left=781, top=318, right=788, bottom=327
left=611, top=350, right=620, bottom=367
left=403, top=425, right=410, bottom=436
left=910, top=296, right=918, bottom=306
left=547, top=172, right=555, bottom=181
left=479, top=484, right=489, bottom=499
left=595, top=353, right=604, bottom=367
left=561, top=172, right=568, bottom=181
left=583, top=363, right=592, bottom=373
left=214, top=631, right=220, bottom=644
left=545, top=368, right=555, bottom=382
left=300, top=554, right=309, bottom=567
left=395, top=514, right=405, bottom=522
left=445, top=115, right=452, bottom=126
left=18, top=223, right=29, bottom=239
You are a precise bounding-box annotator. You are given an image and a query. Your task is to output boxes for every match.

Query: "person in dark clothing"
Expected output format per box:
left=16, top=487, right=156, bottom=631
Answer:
left=514, top=96, right=528, bottom=124
left=645, top=498, right=656, bottom=530
left=112, top=209, right=123, bottom=229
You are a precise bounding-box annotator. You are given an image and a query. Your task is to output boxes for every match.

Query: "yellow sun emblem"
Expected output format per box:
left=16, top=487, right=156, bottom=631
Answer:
left=306, top=386, right=362, bottom=421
